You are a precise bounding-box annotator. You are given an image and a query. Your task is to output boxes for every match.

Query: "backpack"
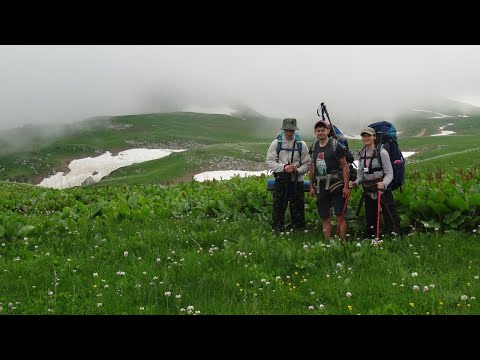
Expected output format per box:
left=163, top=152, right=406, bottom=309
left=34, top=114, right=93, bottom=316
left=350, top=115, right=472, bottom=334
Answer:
left=276, top=131, right=303, bottom=165
left=277, top=131, right=302, bottom=165
left=314, top=125, right=357, bottom=182
left=366, top=121, right=405, bottom=191
left=331, top=125, right=355, bottom=165
left=267, top=132, right=309, bottom=193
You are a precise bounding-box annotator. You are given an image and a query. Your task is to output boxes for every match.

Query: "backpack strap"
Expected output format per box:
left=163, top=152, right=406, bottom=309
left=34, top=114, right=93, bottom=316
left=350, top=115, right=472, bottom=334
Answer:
left=331, top=138, right=339, bottom=163
left=276, top=132, right=303, bottom=166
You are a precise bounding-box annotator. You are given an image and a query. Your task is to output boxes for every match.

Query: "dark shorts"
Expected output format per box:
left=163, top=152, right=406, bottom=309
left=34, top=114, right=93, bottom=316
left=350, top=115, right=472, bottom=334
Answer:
left=316, top=189, right=346, bottom=218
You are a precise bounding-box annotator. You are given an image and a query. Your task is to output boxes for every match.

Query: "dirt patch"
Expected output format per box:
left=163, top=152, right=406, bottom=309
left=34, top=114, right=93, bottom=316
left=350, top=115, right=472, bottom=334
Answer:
left=415, top=128, right=426, bottom=137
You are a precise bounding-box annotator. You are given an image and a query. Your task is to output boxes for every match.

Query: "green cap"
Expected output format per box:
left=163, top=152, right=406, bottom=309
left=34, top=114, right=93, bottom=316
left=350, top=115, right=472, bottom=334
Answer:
left=281, top=118, right=299, bottom=131
left=360, top=127, right=376, bottom=136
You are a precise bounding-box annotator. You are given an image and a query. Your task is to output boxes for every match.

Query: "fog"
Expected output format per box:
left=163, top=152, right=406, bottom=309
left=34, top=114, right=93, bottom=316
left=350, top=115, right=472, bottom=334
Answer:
left=1, top=45, right=480, bottom=134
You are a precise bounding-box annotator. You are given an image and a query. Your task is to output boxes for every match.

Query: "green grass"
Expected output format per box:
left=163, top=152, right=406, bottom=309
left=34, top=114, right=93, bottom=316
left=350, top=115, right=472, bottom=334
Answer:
left=0, top=110, right=479, bottom=314
left=0, top=198, right=478, bottom=315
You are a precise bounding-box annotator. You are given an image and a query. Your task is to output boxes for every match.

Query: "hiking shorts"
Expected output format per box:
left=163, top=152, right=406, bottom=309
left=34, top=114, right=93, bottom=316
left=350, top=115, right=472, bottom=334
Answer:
left=316, top=189, right=346, bottom=219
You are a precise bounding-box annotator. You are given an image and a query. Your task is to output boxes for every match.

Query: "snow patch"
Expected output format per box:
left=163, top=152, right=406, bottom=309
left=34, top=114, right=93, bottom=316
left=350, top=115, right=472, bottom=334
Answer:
left=431, top=131, right=456, bottom=136
left=194, top=170, right=269, bottom=182
left=38, top=148, right=186, bottom=189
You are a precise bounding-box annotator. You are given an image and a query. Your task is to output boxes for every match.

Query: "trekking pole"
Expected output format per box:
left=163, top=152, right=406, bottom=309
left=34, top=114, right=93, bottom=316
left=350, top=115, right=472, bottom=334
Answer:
left=336, top=189, right=351, bottom=237
left=355, top=192, right=364, bottom=216
left=317, top=102, right=338, bottom=140
left=376, top=191, right=382, bottom=240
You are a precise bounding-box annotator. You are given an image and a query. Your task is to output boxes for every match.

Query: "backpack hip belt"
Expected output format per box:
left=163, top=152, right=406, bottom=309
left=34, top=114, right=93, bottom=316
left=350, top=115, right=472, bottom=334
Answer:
left=316, top=172, right=342, bottom=193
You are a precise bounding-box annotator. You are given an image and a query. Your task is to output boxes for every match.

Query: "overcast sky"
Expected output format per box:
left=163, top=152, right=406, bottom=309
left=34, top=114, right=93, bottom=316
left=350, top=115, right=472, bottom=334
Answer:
left=1, top=45, right=480, bottom=132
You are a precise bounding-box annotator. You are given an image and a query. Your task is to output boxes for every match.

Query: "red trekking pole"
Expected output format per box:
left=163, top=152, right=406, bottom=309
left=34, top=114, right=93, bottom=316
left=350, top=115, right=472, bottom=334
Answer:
left=376, top=191, right=382, bottom=240
left=336, top=189, right=351, bottom=237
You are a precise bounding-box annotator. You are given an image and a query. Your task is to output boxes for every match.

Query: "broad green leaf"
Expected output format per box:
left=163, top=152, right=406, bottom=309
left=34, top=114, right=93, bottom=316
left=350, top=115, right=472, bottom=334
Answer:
left=446, top=196, right=469, bottom=212
left=17, top=225, right=35, bottom=237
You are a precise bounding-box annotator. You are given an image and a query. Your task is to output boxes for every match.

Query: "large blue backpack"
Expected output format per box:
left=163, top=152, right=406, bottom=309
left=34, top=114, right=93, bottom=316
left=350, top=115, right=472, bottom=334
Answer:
left=368, top=121, right=405, bottom=191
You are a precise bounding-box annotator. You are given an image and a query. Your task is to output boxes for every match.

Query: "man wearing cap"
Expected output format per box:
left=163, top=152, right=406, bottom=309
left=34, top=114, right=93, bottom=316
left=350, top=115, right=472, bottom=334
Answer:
left=309, top=120, right=350, bottom=241
left=266, top=118, right=311, bottom=232
left=349, top=127, right=400, bottom=238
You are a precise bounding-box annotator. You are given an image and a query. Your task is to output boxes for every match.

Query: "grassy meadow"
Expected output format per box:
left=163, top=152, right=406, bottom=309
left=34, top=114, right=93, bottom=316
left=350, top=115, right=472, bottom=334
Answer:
left=0, top=109, right=479, bottom=315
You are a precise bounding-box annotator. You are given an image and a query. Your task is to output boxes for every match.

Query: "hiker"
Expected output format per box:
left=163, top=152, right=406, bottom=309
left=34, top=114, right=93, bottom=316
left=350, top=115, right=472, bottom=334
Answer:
left=266, top=118, right=311, bottom=232
left=349, top=127, right=401, bottom=239
left=309, top=120, right=350, bottom=241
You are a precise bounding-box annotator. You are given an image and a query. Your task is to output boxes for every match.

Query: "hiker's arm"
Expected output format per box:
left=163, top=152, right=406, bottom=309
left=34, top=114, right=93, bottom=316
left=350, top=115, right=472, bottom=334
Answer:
left=296, top=142, right=311, bottom=176
left=266, top=141, right=286, bottom=173
left=379, top=148, right=393, bottom=189
left=339, top=156, right=350, bottom=197
left=351, top=166, right=364, bottom=188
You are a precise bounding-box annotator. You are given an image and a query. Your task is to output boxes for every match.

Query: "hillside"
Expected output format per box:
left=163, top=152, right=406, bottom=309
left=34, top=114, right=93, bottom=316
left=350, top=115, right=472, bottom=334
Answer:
left=1, top=101, right=480, bottom=187
left=0, top=111, right=281, bottom=184
left=394, top=98, right=480, bottom=137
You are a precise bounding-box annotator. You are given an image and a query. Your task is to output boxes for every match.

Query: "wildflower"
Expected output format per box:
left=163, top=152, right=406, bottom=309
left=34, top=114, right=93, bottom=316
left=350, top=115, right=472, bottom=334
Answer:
left=124, top=251, right=128, bottom=257
left=411, top=272, right=418, bottom=277
left=429, top=284, right=435, bottom=289
left=93, top=273, right=98, bottom=277
left=392, top=283, right=397, bottom=286
left=471, top=297, right=476, bottom=301
left=308, top=306, right=315, bottom=310
left=461, top=295, right=468, bottom=301
left=347, top=305, right=352, bottom=311
left=474, top=276, right=479, bottom=280
left=423, top=286, right=429, bottom=292
left=96, top=303, right=102, bottom=307
left=164, top=291, right=171, bottom=297
left=409, top=303, right=415, bottom=308
left=175, top=294, right=181, bottom=299
left=319, top=304, right=325, bottom=310
left=413, top=285, right=419, bottom=291
left=139, top=307, right=144, bottom=311
left=346, top=292, right=352, bottom=298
